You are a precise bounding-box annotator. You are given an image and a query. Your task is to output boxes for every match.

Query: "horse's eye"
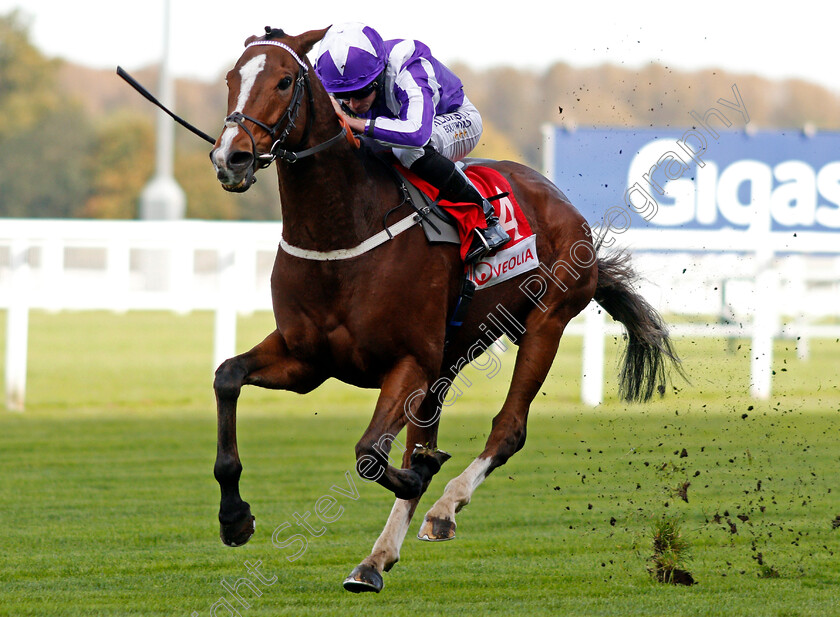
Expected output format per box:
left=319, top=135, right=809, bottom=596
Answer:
left=277, top=77, right=293, bottom=90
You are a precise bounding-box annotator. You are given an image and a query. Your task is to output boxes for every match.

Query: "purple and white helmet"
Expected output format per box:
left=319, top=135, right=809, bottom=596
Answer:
left=315, top=23, right=386, bottom=93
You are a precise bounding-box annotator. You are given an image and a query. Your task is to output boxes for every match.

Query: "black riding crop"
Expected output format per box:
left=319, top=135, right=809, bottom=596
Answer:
left=116, top=66, right=216, bottom=145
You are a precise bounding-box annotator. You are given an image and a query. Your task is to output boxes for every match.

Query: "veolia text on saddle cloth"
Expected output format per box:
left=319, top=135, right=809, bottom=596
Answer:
left=464, top=167, right=538, bottom=289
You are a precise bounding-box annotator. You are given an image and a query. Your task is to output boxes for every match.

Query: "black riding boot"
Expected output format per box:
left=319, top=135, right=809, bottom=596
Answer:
left=409, top=147, right=510, bottom=263
left=467, top=191, right=510, bottom=262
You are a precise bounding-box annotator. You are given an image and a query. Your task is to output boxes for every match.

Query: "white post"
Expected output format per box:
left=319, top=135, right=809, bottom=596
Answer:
left=213, top=248, right=237, bottom=371
left=139, top=0, right=185, bottom=222
left=795, top=329, right=810, bottom=361
left=5, top=241, right=30, bottom=412
left=138, top=0, right=186, bottom=297
left=581, top=301, right=605, bottom=406
left=750, top=264, right=777, bottom=399
left=749, top=197, right=775, bottom=399
left=788, top=256, right=809, bottom=361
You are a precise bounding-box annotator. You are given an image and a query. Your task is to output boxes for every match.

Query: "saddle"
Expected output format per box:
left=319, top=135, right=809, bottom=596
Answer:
left=360, top=139, right=539, bottom=342
left=402, top=174, right=462, bottom=246
left=359, top=139, right=461, bottom=246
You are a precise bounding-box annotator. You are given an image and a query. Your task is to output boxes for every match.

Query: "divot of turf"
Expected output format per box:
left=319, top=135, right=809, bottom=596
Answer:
left=649, top=516, right=695, bottom=586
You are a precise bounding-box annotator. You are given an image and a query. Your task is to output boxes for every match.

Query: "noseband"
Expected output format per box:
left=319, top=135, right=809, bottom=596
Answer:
left=223, top=39, right=348, bottom=173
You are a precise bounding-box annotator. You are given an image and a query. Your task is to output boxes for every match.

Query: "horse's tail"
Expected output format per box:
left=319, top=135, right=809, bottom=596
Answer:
left=593, top=250, right=685, bottom=402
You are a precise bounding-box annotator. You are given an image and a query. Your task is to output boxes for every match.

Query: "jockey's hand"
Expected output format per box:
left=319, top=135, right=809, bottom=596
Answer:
left=329, top=96, right=367, bottom=134
left=329, top=95, right=346, bottom=117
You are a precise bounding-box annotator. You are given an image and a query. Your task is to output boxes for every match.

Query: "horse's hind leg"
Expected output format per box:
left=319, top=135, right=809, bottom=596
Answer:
left=418, top=310, right=574, bottom=541
left=214, top=329, right=323, bottom=547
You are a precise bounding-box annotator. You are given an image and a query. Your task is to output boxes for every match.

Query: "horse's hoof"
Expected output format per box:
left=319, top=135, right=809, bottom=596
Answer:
left=219, top=509, right=256, bottom=547
left=417, top=515, right=456, bottom=541
left=342, top=564, right=383, bottom=593
left=410, top=445, right=451, bottom=476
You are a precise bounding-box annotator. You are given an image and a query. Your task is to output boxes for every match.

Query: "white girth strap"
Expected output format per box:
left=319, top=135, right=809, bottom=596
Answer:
left=279, top=213, right=421, bottom=261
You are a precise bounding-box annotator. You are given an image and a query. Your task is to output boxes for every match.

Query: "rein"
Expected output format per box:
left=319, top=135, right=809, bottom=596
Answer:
left=225, top=40, right=347, bottom=172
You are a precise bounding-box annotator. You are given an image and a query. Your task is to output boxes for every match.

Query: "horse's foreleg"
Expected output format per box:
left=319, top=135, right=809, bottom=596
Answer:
left=344, top=415, right=440, bottom=593
left=419, top=314, right=568, bottom=541
left=214, top=330, right=323, bottom=547
left=353, top=358, right=449, bottom=501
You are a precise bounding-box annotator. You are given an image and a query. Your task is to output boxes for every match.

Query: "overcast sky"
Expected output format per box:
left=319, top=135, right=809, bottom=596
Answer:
left=1, top=0, right=835, bottom=94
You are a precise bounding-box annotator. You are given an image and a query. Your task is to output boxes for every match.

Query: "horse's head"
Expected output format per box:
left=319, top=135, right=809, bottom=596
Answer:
left=210, top=27, right=330, bottom=192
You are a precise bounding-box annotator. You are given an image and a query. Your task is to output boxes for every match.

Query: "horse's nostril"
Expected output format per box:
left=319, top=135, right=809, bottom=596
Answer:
left=228, top=151, right=255, bottom=171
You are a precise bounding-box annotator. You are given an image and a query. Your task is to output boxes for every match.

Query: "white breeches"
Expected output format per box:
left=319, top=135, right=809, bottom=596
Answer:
left=392, top=96, right=484, bottom=167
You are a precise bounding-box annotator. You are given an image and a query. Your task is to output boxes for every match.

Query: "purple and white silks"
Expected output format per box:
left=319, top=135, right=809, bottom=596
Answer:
left=358, top=39, right=482, bottom=163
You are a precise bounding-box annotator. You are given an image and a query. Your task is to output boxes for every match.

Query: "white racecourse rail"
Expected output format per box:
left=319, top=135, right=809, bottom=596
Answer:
left=0, top=219, right=280, bottom=411
left=2, top=219, right=840, bottom=411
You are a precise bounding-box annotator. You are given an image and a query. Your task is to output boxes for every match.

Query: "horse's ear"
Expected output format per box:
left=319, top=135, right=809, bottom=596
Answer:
left=244, top=35, right=259, bottom=47
left=295, top=27, right=331, bottom=55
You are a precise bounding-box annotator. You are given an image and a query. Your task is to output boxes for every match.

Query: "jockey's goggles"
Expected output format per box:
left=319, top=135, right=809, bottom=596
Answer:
left=333, top=80, right=379, bottom=101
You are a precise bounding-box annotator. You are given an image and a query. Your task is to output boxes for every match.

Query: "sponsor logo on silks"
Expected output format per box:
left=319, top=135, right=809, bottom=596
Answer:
left=469, top=234, right=539, bottom=290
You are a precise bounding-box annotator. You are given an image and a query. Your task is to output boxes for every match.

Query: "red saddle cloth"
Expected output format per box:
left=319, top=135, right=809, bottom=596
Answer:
left=395, top=164, right=534, bottom=261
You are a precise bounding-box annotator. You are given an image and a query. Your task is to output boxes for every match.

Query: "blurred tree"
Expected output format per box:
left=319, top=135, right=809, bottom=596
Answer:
left=80, top=113, right=154, bottom=218
left=0, top=107, right=95, bottom=217
left=7, top=9, right=840, bottom=219
left=173, top=146, right=282, bottom=220
left=0, top=11, right=96, bottom=217
left=471, top=119, right=527, bottom=164
left=177, top=150, right=239, bottom=220
left=457, top=64, right=544, bottom=167
left=0, top=11, right=60, bottom=139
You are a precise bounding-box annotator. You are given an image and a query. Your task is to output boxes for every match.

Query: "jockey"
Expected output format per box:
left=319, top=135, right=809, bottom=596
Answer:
left=314, top=22, right=510, bottom=263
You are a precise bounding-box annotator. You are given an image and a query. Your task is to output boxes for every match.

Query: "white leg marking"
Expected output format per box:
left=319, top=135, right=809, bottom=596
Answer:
left=366, top=499, right=414, bottom=571
left=425, top=457, right=492, bottom=521
left=214, top=54, right=266, bottom=167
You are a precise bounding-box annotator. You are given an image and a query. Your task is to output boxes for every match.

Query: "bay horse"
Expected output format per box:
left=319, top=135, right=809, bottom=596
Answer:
left=209, top=26, right=680, bottom=593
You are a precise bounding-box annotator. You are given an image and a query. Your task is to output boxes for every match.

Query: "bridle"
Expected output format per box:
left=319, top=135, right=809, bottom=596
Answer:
left=221, top=39, right=348, bottom=179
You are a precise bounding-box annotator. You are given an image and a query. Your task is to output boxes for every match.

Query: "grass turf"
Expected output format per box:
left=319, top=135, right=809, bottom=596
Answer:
left=1, top=310, right=839, bottom=616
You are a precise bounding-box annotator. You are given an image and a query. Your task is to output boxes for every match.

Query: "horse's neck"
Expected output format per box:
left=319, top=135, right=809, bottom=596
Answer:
left=276, top=146, right=393, bottom=251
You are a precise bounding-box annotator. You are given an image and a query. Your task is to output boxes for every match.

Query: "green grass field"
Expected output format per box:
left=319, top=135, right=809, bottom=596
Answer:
left=1, top=311, right=839, bottom=616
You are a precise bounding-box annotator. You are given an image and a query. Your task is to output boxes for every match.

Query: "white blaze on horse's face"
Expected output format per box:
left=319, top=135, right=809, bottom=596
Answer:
left=213, top=54, right=267, bottom=169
